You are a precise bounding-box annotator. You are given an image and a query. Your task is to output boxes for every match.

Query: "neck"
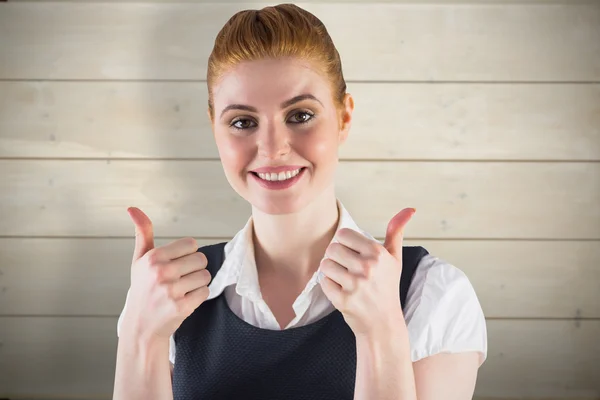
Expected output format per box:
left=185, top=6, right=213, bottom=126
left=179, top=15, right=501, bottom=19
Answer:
left=251, top=189, right=340, bottom=281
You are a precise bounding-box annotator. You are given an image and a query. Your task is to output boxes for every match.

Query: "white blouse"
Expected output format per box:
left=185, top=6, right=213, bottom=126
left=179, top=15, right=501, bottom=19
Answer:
left=117, top=199, right=488, bottom=367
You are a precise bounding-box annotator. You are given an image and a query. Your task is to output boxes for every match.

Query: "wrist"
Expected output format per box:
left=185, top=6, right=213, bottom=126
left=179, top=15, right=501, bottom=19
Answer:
left=121, top=328, right=169, bottom=352
left=355, top=306, right=408, bottom=342
left=118, top=332, right=170, bottom=379
left=119, top=319, right=169, bottom=356
left=120, top=311, right=169, bottom=345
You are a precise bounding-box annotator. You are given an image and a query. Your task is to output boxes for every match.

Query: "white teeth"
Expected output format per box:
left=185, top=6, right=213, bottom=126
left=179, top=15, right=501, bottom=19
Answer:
left=257, top=168, right=302, bottom=182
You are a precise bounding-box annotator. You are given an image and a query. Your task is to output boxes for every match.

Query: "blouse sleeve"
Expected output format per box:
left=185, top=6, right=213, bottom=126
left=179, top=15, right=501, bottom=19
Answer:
left=169, top=335, right=176, bottom=365
left=403, top=254, right=488, bottom=366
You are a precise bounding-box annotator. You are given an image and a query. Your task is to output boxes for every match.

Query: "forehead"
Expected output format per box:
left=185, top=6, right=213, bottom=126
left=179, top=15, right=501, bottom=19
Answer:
left=212, top=57, right=333, bottom=111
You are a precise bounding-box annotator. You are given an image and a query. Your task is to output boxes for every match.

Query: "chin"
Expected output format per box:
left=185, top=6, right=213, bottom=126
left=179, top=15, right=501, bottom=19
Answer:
left=250, top=195, right=309, bottom=215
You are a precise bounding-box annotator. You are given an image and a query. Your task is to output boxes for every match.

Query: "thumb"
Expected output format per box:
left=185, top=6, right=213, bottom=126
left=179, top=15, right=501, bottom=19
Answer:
left=383, top=208, right=416, bottom=261
left=127, top=207, right=155, bottom=262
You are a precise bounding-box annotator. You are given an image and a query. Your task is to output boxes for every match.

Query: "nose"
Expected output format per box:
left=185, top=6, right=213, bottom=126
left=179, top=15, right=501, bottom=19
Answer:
left=257, top=120, right=291, bottom=160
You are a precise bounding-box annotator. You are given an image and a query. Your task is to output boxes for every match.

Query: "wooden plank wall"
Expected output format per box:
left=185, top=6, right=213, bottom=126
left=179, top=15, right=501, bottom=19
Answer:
left=0, top=1, right=599, bottom=399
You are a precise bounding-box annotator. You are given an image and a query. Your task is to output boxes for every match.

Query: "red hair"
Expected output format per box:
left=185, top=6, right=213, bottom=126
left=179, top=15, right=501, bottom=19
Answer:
left=207, top=3, right=347, bottom=120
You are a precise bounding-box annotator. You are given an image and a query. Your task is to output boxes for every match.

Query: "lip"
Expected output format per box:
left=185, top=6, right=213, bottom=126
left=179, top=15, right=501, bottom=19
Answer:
left=250, top=167, right=306, bottom=190
left=251, top=165, right=306, bottom=173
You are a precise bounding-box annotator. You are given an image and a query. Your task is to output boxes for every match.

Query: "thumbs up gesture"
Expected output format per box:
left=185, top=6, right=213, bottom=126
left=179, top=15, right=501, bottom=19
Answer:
left=120, top=207, right=212, bottom=341
left=319, top=208, right=416, bottom=338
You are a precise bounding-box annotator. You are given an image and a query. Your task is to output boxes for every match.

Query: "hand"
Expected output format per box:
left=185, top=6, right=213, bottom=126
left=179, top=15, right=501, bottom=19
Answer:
left=319, top=208, right=416, bottom=337
left=120, top=207, right=212, bottom=342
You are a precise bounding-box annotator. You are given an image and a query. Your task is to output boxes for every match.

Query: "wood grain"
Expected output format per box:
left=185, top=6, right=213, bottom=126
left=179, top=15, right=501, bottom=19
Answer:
left=0, top=1, right=599, bottom=399
left=0, top=317, right=598, bottom=399
left=0, top=3, right=598, bottom=81
left=1, top=82, right=598, bottom=160
left=1, top=160, right=599, bottom=239
left=0, top=238, right=598, bottom=318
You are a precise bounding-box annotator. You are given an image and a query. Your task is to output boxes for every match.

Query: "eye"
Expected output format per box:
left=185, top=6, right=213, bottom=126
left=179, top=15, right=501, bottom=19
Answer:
left=230, top=118, right=257, bottom=131
left=229, top=111, right=314, bottom=132
left=289, top=111, right=314, bottom=124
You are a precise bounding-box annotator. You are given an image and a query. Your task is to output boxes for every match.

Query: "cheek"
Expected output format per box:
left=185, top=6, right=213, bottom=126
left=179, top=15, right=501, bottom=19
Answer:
left=299, top=124, right=340, bottom=164
left=313, top=136, right=337, bottom=157
left=215, top=132, right=252, bottom=173
left=216, top=133, right=248, bottom=162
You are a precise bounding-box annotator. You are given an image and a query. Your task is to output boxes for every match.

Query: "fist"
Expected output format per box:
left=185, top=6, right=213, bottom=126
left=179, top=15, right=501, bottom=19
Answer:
left=120, top=207, right=212, bottom=341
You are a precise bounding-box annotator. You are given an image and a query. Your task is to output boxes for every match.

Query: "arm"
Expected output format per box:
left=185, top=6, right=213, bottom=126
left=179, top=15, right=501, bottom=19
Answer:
left=413, top=352, right=480, bottom=399
left=113, top=288, right=174, bottom=400
left=353, top=316, right=480, bottom=400
left=354, top=318, right=417, bottom=400
left=113, top=209, right=211, bottom=399
left=113, top=328, right=173, bottom=400
left=354, top=255, right=486, bottom=400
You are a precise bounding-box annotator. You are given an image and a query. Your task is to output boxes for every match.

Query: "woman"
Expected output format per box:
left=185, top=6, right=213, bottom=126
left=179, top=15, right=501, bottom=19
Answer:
left=114, top=4, right=487, bottom=399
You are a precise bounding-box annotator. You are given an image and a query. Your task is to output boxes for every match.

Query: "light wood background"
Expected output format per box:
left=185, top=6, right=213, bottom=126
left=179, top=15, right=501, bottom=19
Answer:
left=0, top=1, right=599, bottom=399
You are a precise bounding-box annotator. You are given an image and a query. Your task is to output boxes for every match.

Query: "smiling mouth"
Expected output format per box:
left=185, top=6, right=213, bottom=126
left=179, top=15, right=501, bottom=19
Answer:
left=250, top=167, right=307, bottom=181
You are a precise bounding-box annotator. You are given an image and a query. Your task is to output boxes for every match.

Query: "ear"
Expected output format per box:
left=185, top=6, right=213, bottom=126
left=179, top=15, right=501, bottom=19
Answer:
left=338, top=93, right=354, bottom=145
left=207, top=108, right=213, bottom=126
left=207, top=108, right=216, bottom=138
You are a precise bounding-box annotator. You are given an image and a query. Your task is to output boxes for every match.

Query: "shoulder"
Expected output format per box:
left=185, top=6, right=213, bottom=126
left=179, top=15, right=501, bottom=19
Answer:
left=404, top=253, right=488, bottom=366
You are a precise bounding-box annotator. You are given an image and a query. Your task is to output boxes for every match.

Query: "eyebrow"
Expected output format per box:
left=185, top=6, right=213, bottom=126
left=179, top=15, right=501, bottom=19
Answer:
left=219, top=94, right=323, bottom=118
